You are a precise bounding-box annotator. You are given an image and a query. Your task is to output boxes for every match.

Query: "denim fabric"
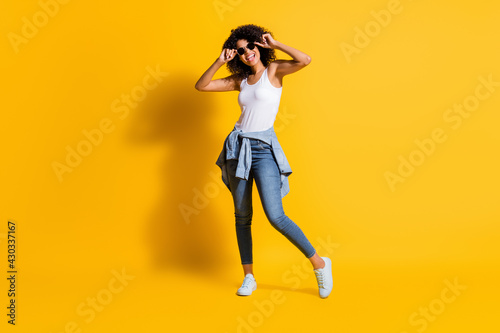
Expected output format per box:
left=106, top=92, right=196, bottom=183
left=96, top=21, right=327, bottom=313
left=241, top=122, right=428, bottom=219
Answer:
left=216, top=126, right=292, bottom=198
left=225, top=138, right=316, bottom=265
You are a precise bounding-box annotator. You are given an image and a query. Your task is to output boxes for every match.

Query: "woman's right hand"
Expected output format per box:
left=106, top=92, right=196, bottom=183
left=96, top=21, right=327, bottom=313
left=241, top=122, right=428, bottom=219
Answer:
left=219, top=48, right=237, bottom=63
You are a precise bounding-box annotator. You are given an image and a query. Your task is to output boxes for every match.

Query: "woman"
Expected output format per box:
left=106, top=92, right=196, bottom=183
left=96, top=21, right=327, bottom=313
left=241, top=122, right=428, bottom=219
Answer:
left=195, top=24, right=333, bottom=298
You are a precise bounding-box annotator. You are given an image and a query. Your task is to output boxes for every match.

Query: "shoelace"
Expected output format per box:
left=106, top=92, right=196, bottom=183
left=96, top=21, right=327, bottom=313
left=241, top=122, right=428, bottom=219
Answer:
left=241, top=277, right=254, bottom=289
left=314, top=269, right=325, bottom=288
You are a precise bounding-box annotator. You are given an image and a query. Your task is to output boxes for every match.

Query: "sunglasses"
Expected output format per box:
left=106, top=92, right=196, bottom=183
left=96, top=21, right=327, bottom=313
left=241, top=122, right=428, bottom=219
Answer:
left=236, top=42, right=256, bottom=55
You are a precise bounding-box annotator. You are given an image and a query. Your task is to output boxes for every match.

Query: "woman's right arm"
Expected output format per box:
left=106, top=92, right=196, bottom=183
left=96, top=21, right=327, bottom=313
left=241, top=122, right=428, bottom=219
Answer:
left=195, top=49, right=240, bottom=92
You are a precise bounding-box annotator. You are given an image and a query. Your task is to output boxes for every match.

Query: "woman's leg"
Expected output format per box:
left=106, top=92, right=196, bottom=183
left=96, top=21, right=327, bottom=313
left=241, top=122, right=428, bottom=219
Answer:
left=250, top=139, right=319, bottom=267
left=227, top=158, right=259, bottom=296
left=250, top=139, right=333, bottom=298
left=308, top=252, right=326, bottom=269
left=226, top=159, right=255, bottom=274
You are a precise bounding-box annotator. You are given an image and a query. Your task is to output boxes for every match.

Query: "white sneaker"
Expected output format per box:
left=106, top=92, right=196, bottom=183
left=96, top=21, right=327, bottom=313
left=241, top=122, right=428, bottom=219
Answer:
left=236, top=274, right=257, bottom=296
left=314, top=257, right=333, bottom=298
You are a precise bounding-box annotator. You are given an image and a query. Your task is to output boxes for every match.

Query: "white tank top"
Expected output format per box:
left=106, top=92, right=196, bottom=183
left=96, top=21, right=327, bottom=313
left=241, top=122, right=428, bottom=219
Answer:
left=235, top=66, right=282, bottom=133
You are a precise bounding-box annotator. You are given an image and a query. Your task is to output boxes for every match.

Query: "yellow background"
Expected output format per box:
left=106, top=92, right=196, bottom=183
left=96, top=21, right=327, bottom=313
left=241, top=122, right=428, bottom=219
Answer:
left=1, top=0, right=499, bottom=332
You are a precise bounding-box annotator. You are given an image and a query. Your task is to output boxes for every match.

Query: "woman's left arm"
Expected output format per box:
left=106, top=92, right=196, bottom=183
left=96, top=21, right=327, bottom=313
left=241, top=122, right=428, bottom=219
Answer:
left=255, top=33, right=312, bottom=76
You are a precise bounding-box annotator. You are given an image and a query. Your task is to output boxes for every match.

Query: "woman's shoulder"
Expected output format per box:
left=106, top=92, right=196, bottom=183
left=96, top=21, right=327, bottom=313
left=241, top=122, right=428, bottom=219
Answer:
left=267, top=61, right=279, bottom=71
left=265, top=62, right=283, bottom=89
left=227, top=73, right=246, bottom=91
left=236, top=75, right=246, bottom=91
left=266, top=61, right=283, bottom=77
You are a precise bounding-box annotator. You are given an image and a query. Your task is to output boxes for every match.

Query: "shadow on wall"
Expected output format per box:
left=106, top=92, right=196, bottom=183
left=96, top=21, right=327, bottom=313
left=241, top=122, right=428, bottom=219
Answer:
left=125, top=70, right=233, bottom=275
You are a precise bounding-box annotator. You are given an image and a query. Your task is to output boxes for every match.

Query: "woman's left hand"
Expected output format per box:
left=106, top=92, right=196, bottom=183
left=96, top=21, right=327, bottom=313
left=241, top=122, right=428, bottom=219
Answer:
left=254, top=33, right=278, bottom=49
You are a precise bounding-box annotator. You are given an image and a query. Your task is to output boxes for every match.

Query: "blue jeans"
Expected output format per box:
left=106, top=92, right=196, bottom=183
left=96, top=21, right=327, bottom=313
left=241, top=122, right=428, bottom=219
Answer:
left=227, top=138, right=316, bottom=265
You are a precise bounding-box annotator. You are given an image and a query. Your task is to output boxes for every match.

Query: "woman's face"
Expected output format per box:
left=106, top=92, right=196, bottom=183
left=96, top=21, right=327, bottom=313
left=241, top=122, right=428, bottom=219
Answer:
left=236, top=39, right=260, bottom=66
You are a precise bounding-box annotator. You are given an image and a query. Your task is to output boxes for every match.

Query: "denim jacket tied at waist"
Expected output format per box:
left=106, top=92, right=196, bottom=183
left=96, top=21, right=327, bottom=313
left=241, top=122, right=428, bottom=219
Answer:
left=215, top=126, right=293, bottom=198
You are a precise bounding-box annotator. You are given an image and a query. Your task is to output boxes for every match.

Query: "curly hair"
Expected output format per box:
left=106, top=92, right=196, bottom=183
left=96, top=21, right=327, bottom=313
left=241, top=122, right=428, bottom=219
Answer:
left=222, top=24, right=277, bottom=80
